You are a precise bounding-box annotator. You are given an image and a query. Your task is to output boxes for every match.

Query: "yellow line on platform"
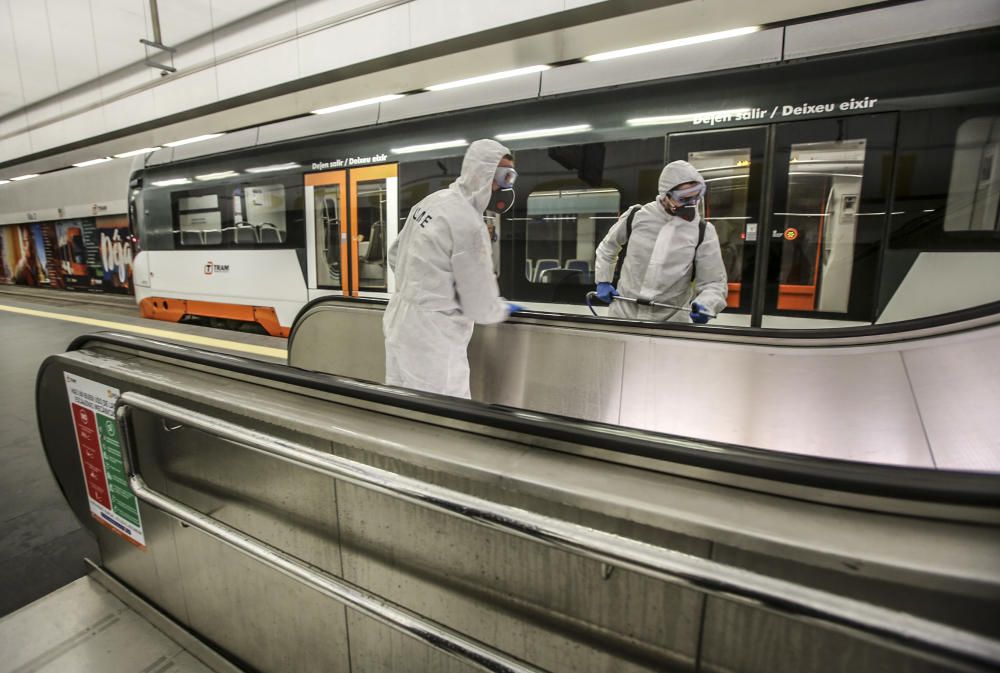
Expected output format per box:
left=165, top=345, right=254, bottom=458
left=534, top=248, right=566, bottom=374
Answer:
left=0, top=303, right=288, bottom=360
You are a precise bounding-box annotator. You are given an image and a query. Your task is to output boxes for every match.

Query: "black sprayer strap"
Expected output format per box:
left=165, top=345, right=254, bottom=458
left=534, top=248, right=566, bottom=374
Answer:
left=612, top=205, right=643, bottom=286
left=691, top=219, right=707, bottom=282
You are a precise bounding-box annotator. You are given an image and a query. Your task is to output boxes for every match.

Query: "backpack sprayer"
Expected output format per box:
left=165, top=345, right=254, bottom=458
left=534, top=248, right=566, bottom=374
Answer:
left=585, top=291, right=718, bottom=319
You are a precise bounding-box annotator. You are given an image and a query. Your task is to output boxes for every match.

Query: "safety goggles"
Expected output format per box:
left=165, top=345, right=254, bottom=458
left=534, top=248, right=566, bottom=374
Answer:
left=494, top=165, right=518, bottom=189
left=668, top=183, right=705, bottom=206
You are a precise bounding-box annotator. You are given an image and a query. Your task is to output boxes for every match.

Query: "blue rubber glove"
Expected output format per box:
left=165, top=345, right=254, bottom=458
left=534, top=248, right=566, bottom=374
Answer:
left=595, top=282, right=619, bottom=303
left=690, top=301, right=711, bottom=324
left=506, top=302, right=524, bottom=315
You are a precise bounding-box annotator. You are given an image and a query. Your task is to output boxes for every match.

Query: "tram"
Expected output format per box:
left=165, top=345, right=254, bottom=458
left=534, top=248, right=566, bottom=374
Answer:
left=128, top=27, right=1000, bottom=336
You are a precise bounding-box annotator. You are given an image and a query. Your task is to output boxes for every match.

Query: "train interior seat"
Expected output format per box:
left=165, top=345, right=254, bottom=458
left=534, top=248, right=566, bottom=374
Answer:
left=235, top=225, right=258, bottom=244
left=259, top=224, right=283, bottom=244
left=525, top=259, right=533, bottom=280
left=566, top=259, right=590, bottom=274
left=365, top=222, right=384, bottom=263
left=539, top=268, right=584, bottom=284
left=533, top=259, right=560, bottom=282
left=180, top=231, right=203, bottom=246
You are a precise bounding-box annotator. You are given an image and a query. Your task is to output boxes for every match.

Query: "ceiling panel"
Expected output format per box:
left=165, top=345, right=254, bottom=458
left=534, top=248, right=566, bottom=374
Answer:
left=91, top=0, right=150, bottom=77
left=47, top=0, right=101, bottom=91
left=103, top=90, right=156, bottom=133
left=217, top=41, right=299, bottom=100
left=0, top=133, right=32, bottom=165
left=0, top=112, right=28, bottom=138
left=0, top=4, right=26, bottom=116
left=10, top=0, right=60, bottom=103
left=158, top=0, right=214, bottom=46
left=213, top=2, right=296, bottom=58
left=298, top=4, right=409, bottom=77
left=409, top=0, right=564, bottom=49
left=151, top=68, right=219, bottom=119
left=294, top=0, right=378, bottom=30
left=212, top=0, right=293, bottom=46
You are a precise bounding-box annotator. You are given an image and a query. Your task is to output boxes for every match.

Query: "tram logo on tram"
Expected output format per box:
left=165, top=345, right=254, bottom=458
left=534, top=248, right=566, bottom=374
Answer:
left=204, top=261, right=229, bottom=275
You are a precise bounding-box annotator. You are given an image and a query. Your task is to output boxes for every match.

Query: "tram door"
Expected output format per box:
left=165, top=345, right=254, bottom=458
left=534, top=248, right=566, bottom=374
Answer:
left=304, top=164, right=398, bottom=297
left=765, top=115, right=895, bottom=324
left=667, top=127, right=767, bottom=319
left=669, top=114, right=895, bottom=326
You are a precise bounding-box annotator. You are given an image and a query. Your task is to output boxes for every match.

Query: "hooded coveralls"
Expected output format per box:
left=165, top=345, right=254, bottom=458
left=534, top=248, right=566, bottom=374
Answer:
left=383, top=139, right=512, bottom=398
left=594, top=160, right=728, bottom=322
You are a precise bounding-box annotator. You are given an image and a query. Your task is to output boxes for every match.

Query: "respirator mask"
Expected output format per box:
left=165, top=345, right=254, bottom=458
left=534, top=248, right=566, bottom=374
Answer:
left=486, top=165, right=518, bottom=215
left=664, top=182, right=705, bottom=221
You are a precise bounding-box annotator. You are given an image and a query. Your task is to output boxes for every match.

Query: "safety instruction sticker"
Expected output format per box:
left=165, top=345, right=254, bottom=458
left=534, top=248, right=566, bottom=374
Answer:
left=64, top=373, right=145, bottom=548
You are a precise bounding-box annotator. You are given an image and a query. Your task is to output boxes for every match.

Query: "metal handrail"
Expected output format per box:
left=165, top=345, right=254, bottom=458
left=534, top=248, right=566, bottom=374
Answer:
left=115, top=392, right=1000, bottom=672
left=115, top=406, right=546, bottom=673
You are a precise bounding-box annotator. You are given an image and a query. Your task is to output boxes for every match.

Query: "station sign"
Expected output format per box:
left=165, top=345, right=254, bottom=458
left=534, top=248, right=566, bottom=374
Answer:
left=311, top=153, right=389, bottom=171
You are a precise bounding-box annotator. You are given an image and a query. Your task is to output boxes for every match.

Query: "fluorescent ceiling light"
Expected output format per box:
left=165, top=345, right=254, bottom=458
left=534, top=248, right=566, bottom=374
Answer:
left=151, top=178, right=191, bottom=187
left=73, top=157, right=113, bottom=168
left=391, top=139, right=469, bottom=154
left=496, top=124, right=592, bottom=141
left=311, top=94, right=405, bottom=115
left=584, top=26, right=760, bottom=62
left=246, top=162, right=300, bottom=173
left=426, top=65, right=550, bottom=91
left=164, top=133, right=223, bottom=147
left=11, top=174, right=39, bottom=181
left=627, top=108, right=751, bottom=126
left=114, top=147, right=161, bottom=158
left=196, top=170, right=239, bottom=181
left=0, top=180, right=9, bottom=185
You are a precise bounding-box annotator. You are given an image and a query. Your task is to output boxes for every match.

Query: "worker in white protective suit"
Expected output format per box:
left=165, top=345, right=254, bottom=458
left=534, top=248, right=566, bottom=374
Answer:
left=593, top=160, right=727, bottom=323
left=383, top=139, right=521, bottom=398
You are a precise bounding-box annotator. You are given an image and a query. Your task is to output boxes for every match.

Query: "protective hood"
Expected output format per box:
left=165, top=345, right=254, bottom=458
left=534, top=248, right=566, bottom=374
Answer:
left=450, top=139, right=511, bottom=213
left=657, top=160, right=705, bottom=196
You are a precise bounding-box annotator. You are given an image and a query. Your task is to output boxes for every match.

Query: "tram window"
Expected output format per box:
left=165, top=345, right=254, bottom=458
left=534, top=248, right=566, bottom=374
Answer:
left=243, top=184, right=287, bottom=244
left=890, top=108, right=1000, bottom=250
left=508, top=137, right=662, bottom=301
left=524, top=188, right=621, bottom=285
left=778, top=139, right=866, bottom=313
left=170, top=182, right=294, bottom=248
left=686, top=149, right=751, bottom=286
left=943, top=116, right=999, bottom=234
left=176, top=193, right=223, bottom=247
left=357, top=179, right=388, bottom=290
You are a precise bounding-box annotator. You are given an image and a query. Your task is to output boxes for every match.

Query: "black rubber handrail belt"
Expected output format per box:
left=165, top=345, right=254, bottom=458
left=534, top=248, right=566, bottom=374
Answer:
left=290, top=295, right=1000, bottom=343
left=64, top=331, right=1000, bottom=506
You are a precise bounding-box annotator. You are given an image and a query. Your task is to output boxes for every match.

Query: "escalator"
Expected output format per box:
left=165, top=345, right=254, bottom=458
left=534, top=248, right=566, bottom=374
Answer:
left=30, top=330, right=1000, bottom=673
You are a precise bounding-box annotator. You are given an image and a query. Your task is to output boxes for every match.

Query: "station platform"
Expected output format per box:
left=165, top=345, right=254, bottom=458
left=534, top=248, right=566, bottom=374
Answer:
left=0, top=287, right=285, bottom=622
left=0, top=570, right=238, bottom=673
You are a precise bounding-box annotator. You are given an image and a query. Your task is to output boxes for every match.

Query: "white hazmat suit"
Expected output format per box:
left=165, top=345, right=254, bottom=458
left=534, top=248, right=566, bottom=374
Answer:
left=594, top=160, right=728, bottom=322
left=383, top=139, right=513, bottom=398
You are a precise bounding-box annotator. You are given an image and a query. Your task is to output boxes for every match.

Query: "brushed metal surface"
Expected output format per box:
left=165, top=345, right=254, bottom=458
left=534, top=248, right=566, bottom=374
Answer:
left=34, top=344, right=1000, bottom=673
left=336, top=482, right=703, bottom=673
left=618, top=337, right=933, bottom=465
left=470, top=322, right=625, bottom=423
left=0, top=576, right=219, bottom=673
left=157, top=417, right=351, bottom=673
left=291, top=304, right=387, bottom=382
left=289, top=303, right=1000, bottom=469
left=115, top=392, right=1000, bottom=672
left=901, top=326, right=1000, bottom=471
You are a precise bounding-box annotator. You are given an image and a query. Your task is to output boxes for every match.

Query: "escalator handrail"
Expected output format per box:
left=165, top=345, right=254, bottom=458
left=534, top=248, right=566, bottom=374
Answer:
left=289, top=294, right=1000, bottom=347
left=115, top=402, right=545, bottom=673
left=62, top=331, right=1000, bottom=506
left=115, top=392, right=1000, bottom=673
